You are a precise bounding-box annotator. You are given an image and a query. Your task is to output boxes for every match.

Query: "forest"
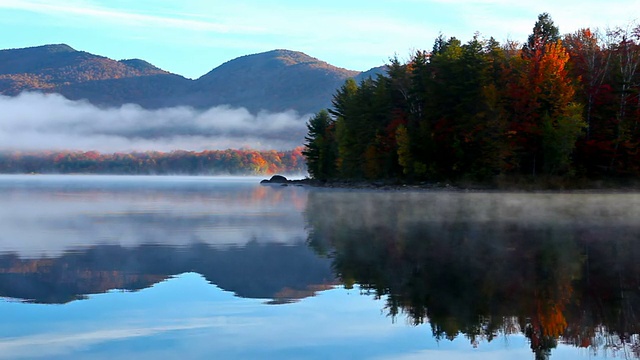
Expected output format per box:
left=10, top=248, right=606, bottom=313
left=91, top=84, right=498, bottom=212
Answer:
left=0, top=147, right=306, bottom=175
left=303, top=14, right=640, bottom=185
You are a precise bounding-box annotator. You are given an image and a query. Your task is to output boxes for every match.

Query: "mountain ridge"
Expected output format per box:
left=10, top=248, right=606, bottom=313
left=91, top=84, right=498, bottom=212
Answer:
left=0, top=44, right=387, bottom=114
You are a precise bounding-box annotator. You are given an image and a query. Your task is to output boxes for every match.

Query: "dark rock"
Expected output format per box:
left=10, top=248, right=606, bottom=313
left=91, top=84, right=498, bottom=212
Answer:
left=260, top=174, right=289, bottom=185
left=269, top=175, right=289, bottom=183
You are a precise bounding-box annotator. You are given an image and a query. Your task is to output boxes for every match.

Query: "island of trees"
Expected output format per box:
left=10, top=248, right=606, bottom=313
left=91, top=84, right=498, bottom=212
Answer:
left=303, top=14, right=640, bottom=187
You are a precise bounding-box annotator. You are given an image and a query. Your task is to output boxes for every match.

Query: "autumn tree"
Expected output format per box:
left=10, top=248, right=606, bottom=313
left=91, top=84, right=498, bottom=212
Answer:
left=508, top=13, right=585, bottom=175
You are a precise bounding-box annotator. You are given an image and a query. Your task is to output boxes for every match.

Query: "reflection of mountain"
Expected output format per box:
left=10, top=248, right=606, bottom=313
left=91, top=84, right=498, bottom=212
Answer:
left=0, top=241, right=335, bottom=304
left=304, top=191, right=640, bottom=359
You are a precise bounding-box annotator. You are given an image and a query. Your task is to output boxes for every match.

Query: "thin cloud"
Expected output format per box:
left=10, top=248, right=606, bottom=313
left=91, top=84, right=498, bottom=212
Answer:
left=3, top=0, right=637, bottom=79
left=0, top=0, right=263, bottom=34
left=0, top=92, right=309, bottom=152
left=0, top=321, right=217, bottom=351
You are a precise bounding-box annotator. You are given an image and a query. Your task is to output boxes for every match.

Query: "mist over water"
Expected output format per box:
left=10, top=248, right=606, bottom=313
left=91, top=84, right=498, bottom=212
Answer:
left=0, top=175, right=309, bottom=257
left=306, top=190, right=640, bottom=227
left=0, top=92, right=310, bottom=152
left=1, top=176, right=640, bottom=358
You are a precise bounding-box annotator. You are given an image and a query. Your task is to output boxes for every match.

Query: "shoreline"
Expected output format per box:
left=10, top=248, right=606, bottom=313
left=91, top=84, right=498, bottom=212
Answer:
left=261, top=175, right=640, bottom=193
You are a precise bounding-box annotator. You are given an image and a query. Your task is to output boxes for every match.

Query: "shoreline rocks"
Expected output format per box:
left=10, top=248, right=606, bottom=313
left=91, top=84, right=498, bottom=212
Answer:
left=259, top=175, right=640, bottom=193
left=260, top=175, right=457, bottom=191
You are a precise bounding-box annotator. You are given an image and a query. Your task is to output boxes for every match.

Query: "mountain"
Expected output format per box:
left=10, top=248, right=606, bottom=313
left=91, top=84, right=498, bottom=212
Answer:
left=0, top=44, right=386, bottom=114
left=186, top=49, right=359, bottom=113
left=0, top=44, right=190, bottom=108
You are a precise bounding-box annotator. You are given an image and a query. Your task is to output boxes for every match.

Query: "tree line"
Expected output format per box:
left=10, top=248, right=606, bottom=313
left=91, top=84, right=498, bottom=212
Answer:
left=0, top=148, right=306, bottom=175
left=304, top=14, right=640, bottom=184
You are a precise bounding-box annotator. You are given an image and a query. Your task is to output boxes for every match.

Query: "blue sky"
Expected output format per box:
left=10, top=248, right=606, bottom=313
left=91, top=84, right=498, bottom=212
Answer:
left=0, top=0, right=638, bottom=79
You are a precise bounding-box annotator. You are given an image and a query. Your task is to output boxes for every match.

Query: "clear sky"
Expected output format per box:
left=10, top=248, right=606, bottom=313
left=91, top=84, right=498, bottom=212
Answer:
left=0, top=0, right=638, bottom=79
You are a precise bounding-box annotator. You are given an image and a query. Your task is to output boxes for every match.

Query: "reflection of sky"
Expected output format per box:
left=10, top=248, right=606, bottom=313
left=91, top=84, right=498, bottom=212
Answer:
left=0, top=175, right=309, bottom=257
left=0, top=272, right=613, bottom=360
left=0, top=273, right=527, bottom=359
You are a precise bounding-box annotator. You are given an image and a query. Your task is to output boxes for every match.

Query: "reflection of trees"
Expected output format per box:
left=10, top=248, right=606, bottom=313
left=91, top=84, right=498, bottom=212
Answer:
left=304, top=191, right=640, bottom=358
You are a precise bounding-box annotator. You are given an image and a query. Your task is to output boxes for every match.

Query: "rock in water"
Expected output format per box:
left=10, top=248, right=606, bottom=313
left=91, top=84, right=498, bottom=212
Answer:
left=260, top=175, right=289, bottom=184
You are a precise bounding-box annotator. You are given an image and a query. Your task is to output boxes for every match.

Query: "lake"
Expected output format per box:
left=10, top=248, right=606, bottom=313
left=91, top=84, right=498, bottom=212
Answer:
left=0, top=175, right=639, bottom=359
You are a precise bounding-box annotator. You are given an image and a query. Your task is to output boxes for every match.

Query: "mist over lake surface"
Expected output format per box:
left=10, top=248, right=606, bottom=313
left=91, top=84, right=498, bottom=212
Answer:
left=0, top=175, right=639, bottom=359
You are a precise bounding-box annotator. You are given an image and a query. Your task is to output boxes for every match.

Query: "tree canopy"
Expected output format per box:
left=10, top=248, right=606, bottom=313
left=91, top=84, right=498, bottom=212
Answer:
left=303, top=14, right=640, bottom=184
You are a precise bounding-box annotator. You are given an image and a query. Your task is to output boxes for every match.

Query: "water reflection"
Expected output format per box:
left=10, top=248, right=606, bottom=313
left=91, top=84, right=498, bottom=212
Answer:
left=304, top=190, right=640, bottom=359
left=0, top=243, right=334, bottom=304
left=0, top=175, right=334, bottom=304
left=0, top=175, right=311, bottom=257
left=2, top=175, right=640, bottom=358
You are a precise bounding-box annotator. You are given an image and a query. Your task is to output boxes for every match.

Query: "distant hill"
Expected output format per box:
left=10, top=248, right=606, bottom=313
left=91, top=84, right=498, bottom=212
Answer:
left=187, top=49, right=360, bottom=114
left=0, top=44, right=192, bottom=108
left=0, top=44, right=386, bottom=114
left=354, top=65, right=388, bottom=83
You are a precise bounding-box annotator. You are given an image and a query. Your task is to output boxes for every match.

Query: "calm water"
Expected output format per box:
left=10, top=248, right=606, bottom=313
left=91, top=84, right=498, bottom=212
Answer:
left=1, top=175, right=639, bottom=359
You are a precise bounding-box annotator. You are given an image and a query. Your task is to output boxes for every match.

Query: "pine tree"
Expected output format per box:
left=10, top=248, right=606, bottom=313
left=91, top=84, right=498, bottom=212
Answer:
left=303, top=110, right=337, bottom=180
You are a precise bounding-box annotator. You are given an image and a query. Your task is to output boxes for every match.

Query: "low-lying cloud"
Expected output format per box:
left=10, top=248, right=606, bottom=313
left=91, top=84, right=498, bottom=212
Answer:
left=0, top=92, right=310, bottom=152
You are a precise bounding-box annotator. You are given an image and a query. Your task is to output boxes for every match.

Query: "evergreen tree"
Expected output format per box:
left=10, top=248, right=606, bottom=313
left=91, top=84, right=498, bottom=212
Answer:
left=524, top=13, right=560, bottom=56
left=303, top=110, right=337, bottom=180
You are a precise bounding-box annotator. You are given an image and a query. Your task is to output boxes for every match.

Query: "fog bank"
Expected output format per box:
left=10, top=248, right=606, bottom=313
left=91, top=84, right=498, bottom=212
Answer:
left=0, top=92, right=310, bottom=152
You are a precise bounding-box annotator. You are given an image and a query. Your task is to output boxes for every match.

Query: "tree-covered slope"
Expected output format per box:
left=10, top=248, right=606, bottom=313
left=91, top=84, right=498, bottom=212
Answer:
left=188, top=49, right=360, bottom=114
left=0, top=44, right=380, bottom=114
